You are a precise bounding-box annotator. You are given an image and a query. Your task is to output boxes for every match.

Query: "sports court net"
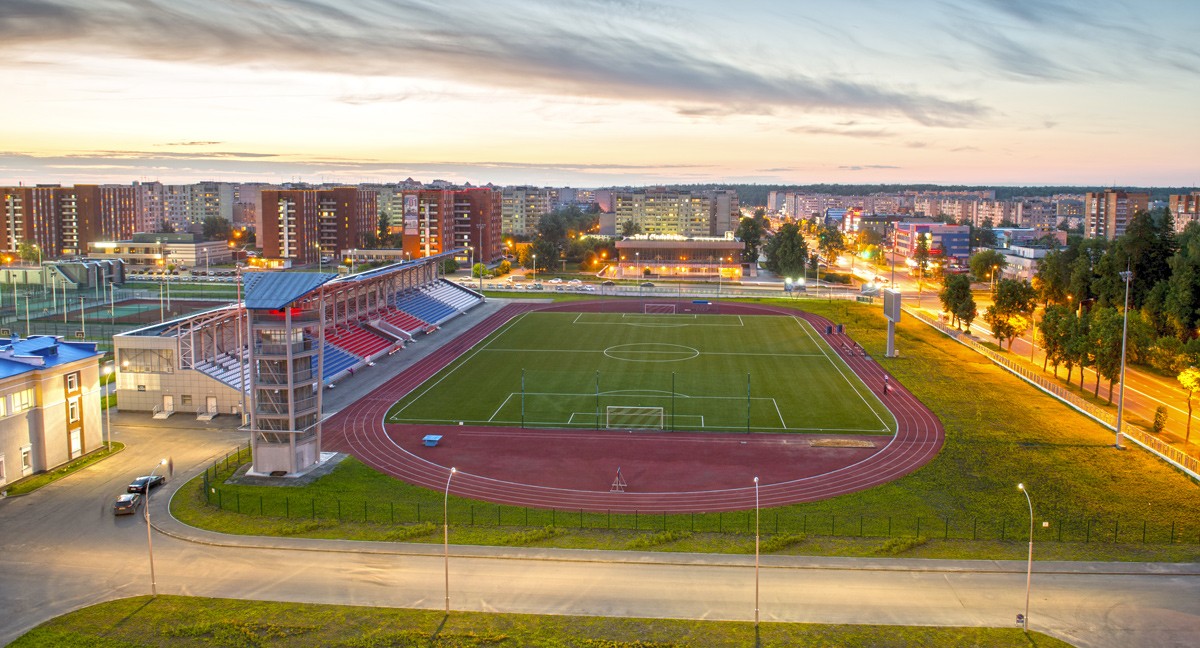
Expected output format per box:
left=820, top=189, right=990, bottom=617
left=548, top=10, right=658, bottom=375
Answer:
left=606, top=405, right=665, bottom=429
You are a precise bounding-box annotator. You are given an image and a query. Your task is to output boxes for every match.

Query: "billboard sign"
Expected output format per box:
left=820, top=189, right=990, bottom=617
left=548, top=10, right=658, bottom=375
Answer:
left=403, top=195, right=419, bottom=236
left=883, top=289, right=902, bottom=322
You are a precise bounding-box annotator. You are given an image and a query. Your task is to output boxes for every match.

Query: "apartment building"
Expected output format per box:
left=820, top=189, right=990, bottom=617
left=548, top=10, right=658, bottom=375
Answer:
left=501, top=186, right=554, bottom=237
left=1170, top=192, right=1200, bottom=232
left=1085, top=189, right=1149, bottom=240
left=261, top=188, right=377, bottom=265
left=606, top=188, right=739, bottom=238
left=1, top=185, right=137, bottom=259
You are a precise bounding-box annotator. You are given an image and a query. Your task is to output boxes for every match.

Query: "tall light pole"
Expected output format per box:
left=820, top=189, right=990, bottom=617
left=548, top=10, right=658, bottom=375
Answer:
left=145, top=458, right=167, bottom=596
left=443, top=466, right=457, bottom=615
left=476, top=221, right=487, bottom=295
left=1017, top=483, right=1035, bottom=633
left=753, top=476, right=760, bottom=630
left=1115, top=268, right=1133, bottom=450
left=531, top=254, right=537, bottom=282
left=102, top=364, right=113, bottom=450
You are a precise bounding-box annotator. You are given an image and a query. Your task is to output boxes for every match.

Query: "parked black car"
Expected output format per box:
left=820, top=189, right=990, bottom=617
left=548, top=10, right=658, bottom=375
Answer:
left=113, top=492, right=141, bottom=515
left=128, top=474, right=165, bottom=493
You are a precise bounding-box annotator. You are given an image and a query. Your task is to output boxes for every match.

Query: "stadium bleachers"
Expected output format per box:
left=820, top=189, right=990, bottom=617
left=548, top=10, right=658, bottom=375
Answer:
left=325, top=322, right=394, bottom=359
left=194, top=349, right=249, bottom=391
left=393, top=291, right=457, bottom=325
left=381, top=306, right=427, bottom=335
left=423, top=281, right=480, bottom=312
left=315, top=343, right=358, bottom=379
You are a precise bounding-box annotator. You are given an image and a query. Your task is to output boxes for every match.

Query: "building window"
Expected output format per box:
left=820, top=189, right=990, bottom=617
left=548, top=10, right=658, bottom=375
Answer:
left=10, top=388, right=33, bottom=413
left=21, top=446, right=31, bottom=471
left=66, top=372, right=79, bottom=392
left=181, top=395, right=192, bottom=406
left=0, top=455, right=5, bottom=482
left=68, top=398, right=79, bottom=423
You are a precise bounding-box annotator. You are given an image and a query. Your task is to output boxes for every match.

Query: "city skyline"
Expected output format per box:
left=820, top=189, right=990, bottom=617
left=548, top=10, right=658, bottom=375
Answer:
left=2, top=0, right=1198, bottom=187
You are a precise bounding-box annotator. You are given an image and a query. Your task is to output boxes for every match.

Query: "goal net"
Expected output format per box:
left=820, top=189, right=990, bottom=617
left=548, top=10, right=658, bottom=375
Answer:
left=644, top=303, right=676, bottom=314
left=606, top=406, right=665, bottom=430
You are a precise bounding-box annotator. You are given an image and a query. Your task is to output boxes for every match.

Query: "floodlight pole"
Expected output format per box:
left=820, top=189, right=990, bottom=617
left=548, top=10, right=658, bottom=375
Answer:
left=145, top=458, right=167, bottom=596
left=1018, top=483, right=1034, bottom=633
left=754, top=476, right=760, bottom=630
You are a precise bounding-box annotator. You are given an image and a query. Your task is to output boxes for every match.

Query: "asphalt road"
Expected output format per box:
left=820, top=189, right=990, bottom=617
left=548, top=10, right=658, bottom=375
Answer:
left=1, top=419, right=1198, bottom=647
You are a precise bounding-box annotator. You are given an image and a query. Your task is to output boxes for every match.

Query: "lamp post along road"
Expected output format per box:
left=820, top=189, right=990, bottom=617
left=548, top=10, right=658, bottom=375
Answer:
left=1116, top=268, right=1133, bottom=449
left=753, top=476, right=760, bottom=630
left=102, top=365, right=113, bottom=450
left=1016, top=483, right=1047, bottom=633
left=145, top=458, right=167, bottom=596
left=443, top=467, right=457, bottom=615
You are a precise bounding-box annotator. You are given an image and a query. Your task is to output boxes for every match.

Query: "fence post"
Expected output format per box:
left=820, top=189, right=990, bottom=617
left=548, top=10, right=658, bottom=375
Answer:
left=218, top=489, right=222, bottom=510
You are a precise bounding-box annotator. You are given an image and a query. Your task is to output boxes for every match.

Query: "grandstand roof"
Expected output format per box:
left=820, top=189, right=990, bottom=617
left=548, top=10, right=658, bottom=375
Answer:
left=244, top=272, right=338, bottom=310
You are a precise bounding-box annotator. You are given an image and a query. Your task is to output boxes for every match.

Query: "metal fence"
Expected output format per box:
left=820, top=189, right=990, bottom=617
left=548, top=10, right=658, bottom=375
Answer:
left=905, top=307, right=1200, bottom=480
left=200, top=452, right=1198, bottom=545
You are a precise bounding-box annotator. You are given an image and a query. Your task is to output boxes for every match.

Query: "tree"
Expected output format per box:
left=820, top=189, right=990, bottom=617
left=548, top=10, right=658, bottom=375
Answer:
left=939, top=274, right=974, bottom=330
left=762, top=223, right=808, bottom=279
left=1177, top=366, right=1200, bottom=447
left=969, top=249, right=1007, bottom=285
left=1039, top=304, right=1072, bottom=373
left=471, top=262, right=487, bottom=278
left=440, top=258, right=459, bottom=275
left=157, top=218, right=175, bottom=233
left=528, top=237, right=557, bottom=272
left=620, top=220, right=642, bottom=238
left=913, top=234, right=930, bottom=278
left=16, top=240, right=39, bottom=263
left=377, top=210, right=392, bottom=248
left=736, top=216, right=765, bottom=264
left=202, top=216, right=231, bottom=241
left=816, top=224, right=846, bottom=266
left=984, top=278, right=1037, bottom=350
left=1089, top=307, right=1124, bottom=401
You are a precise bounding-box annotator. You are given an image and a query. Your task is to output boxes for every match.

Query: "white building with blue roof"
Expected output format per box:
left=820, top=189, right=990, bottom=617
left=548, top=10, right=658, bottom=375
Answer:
left=0, top=335, right=102, bottom=490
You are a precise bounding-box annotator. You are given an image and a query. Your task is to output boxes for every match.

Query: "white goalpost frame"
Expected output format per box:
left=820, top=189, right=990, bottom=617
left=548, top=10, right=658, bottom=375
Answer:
left=643, top=303, right=676, bottom=314
left=605, top=405, right=665, bottom=429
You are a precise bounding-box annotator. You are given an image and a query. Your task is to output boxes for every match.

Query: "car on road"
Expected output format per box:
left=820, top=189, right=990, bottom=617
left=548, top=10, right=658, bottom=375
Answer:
left=601, top=280, right=615, bottom=286
left=581, top=285, right=596, bottom=292
left=113, top=492, right=141, bottom=515
left=640, top=282, right=655, bottom=288
left=128, top=474, right=165, bottom=493
left=548, top=277, right=563, bottom=284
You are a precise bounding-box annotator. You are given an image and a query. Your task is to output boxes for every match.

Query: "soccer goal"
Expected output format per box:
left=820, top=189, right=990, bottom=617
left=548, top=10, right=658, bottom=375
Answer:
left=644, top=303, right=676, bottom=314
left=606, top=405, right=665, bottom=429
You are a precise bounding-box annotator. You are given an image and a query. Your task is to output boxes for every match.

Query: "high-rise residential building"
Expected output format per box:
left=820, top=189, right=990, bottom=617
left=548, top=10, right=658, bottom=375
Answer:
left=707, top=189, right=740, bottom=236
left=1, top=184, right=136, bottom=258
left=260, top=187, right=377, bottom=265
left=1018, top=197, right=1059, bottom=232
left=611, top=188, right=733, bottom=238
left=393, top=188, right=501, bottom=264
left=1170, top=192, right=1200, bottom=232
left=1085, top=189, right=1149, bottom=240
left=501, top=186, right=554, bottom=237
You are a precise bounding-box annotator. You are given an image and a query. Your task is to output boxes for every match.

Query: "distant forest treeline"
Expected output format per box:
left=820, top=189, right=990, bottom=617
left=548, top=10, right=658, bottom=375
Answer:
left=648, top=184, right=1198, bottom=206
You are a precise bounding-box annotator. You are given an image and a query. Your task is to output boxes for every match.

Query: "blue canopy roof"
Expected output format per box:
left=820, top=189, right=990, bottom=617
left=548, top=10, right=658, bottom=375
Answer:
left=243, top=272, right=338, bottom=310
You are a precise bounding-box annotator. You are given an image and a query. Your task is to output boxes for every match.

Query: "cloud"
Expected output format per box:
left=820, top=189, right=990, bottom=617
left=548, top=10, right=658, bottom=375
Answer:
left=790, top=125, right=893, bottom=139
left=158, top=141, right=223, bottom=147
left=0, top=0, right=986, bottom=127
left=838, top=165, right=900, bottom=171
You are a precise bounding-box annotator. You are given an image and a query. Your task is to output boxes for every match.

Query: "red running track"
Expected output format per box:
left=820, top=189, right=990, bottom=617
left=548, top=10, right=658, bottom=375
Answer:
left=322, top=301, right=944, bottom=513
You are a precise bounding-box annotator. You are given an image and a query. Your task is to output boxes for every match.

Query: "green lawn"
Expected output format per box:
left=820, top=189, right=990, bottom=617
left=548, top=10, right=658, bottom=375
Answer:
left=387, top=311, right=893, bottom=434
left=172, top=299, right=1200, bottom=561
left=11, top=595, right=1073, bottom=647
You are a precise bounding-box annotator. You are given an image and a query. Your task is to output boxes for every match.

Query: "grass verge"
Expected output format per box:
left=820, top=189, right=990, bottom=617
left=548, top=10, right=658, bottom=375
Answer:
left=170, top=298, right=1200, bottom=562
left=4, top=442, right=125, bottom=496
left=11, top=595, right=1074, bottom=648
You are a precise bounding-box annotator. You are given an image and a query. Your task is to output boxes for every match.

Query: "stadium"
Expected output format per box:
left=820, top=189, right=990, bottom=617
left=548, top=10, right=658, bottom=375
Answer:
left=113, top=257, right=943, bottom=512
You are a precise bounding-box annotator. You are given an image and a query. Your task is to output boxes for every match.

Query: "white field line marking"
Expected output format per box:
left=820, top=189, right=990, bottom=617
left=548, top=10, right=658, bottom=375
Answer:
left=794, top=316, right=896, bottom=434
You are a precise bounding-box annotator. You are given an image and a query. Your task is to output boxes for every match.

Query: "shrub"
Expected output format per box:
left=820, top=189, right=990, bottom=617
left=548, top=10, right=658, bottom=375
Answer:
left=499, top=526, right=565, bottom=546
left=760, top=533, right=807, bottom=553
left=627, top=530, right=692, bottom=549
left=1153, top=405, right=1169, bottom=434
left=383, top=521, right=436, bottom=541
left=875, top=536, right=927, bottom=555
left=276, top=519, right=338, bottom=536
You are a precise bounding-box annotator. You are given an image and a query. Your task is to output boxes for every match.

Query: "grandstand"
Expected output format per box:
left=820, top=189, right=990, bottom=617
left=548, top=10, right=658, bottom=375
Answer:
left=113, top=256, right=482, bottom=467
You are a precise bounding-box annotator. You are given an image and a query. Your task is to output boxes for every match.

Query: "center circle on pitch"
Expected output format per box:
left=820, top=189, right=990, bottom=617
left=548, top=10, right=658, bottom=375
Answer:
left=603, top=343, right=699, bottom=362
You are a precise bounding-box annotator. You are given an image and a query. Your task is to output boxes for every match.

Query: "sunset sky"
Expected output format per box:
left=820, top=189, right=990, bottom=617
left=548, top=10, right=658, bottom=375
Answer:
left=1, top=0, right=1197, bottom=188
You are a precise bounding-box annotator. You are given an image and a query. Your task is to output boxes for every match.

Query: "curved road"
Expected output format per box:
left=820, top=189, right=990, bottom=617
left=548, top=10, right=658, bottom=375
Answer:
left=0, top=423, right=1196, bottom=648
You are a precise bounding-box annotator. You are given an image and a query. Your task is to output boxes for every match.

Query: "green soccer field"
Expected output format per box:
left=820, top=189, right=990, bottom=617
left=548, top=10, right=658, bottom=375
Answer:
left=386, top=311, right=895, bottom=434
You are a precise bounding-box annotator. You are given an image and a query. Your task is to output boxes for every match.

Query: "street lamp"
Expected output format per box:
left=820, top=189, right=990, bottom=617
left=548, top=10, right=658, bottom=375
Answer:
left=443, top=467, right=457, bottom=615
left=1016, top=483, right=1042, bottom=633
left=753, top=476, right=760, bottom=630
left=531, top=254, right=537, bottom=282
left=1115, top=268, right=1133, bottom=450
left=991, top=264, right=999, bottom=292
left=145, top=458, right=167, bottom=596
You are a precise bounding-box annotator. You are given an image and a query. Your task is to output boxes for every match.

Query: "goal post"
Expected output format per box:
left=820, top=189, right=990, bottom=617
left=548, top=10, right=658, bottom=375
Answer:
left=606, top=405, right=665, bottom=430
left=643, top=303, right=676, bottom=314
